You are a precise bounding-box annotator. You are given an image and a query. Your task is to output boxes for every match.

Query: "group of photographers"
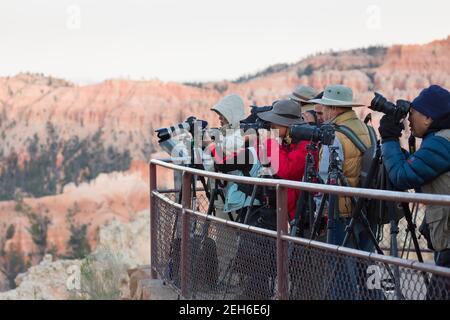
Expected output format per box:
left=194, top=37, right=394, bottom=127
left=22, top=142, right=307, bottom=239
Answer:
left=159, top=82, right=450, bottom=299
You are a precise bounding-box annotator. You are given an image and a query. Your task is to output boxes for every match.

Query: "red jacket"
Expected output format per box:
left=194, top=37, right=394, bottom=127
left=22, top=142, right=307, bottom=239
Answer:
left=264, top=139, right=317, bottom=220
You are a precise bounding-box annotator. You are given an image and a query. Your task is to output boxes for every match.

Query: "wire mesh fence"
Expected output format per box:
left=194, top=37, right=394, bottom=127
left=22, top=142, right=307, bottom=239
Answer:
left=151, top=191, right=450, bottom=300
left=163, top=189, right=432, bottom=261
left=377, top=202, right=432, bottom=259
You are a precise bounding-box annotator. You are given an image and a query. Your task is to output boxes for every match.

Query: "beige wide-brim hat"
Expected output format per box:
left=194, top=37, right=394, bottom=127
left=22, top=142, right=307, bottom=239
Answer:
left=308, top=85, right=365, bottom=107
left=257, top=100, right=305, bottom=127
left=289, top=85, right=317, bottom=103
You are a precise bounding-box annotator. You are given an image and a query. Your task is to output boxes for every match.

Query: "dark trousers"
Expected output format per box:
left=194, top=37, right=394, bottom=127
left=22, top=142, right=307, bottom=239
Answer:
left=427, top=249, right=450, bottom=300
left=326, top=217, right=384, bottom=300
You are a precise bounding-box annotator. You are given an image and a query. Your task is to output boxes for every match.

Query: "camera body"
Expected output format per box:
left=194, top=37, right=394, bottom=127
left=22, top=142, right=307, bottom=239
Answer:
left=155, top=116, right=208, bottom=143
left=240, top=119, right=271, bottom=131
left=240, top=105, right=272, bottom=132
left=370, top=92, right=411, bottom=123
left=290, top=124, right=335, bottom=145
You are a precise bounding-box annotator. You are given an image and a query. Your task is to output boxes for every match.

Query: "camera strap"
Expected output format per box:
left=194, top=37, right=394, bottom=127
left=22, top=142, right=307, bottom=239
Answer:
left=334, top=124, right=376, bottom=154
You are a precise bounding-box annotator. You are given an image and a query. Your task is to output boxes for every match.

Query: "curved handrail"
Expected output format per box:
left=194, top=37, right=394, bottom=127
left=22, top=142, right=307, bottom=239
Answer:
left=150, top=159, right=450, bottom=206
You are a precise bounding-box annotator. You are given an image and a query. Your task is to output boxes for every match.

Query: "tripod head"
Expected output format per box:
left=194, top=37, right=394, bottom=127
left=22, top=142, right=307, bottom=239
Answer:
left=303, top=142, right=322, bottom=184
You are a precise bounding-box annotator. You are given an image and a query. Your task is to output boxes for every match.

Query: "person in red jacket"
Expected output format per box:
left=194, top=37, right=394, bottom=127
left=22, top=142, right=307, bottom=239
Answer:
left=257, top=99, right=318, bottom=221
left=233, top=99, right=317, bottom=300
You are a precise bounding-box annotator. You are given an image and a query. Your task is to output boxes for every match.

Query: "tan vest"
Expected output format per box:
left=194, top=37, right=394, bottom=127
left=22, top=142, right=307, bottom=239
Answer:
left=423, top=129, right=450, bottom=251
left=332, top=110, right=371, bottom=217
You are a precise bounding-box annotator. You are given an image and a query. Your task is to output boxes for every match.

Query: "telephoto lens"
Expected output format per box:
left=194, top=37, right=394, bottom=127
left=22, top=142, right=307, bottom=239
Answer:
left=370, top=92, right=411, bottom=123
left=290, top=124, right=335, bottom=145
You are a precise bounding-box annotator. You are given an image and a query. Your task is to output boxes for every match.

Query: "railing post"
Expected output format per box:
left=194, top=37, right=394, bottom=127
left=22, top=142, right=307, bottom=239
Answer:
left=149, top=162, right=158, bottom=279
left=180, top=171, right=192, bottom=298
left=276, top=185, right=289, bottom=300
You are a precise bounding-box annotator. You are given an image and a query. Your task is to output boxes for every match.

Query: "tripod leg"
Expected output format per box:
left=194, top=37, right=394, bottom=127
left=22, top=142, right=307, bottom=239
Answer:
left=327, top=193, right=339, bottom=245
left=342, top=218, right=361, bottom=249
left=291, top=191, right=308, bottom=237
left=405, top=203, right=419, bottom=260
left=380, top=170, right=406, bottom=300
left=205, top=182, right=218, bottom=217
left=400, top=203, right=430, bottom=288
left=243, top=185, right=259, bottom=225
left=307, top=192, right=315, bottom=238
left=221, top=185, right=259, bottom=299
left=401, top=203, right=425, bottom=262
left=311, top=193, right=328, bottom=240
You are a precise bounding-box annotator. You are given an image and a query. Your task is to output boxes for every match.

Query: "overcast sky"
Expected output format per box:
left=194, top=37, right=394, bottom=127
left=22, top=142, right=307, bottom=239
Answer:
left=0, top=0, right=449, bottom=83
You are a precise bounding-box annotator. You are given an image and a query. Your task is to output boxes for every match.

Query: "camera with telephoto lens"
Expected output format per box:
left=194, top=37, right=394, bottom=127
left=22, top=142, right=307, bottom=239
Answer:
left=290, top=124, right=335, bottom=146
left=155, top=117, right=208, bottom=159
left=240, top=118, right=271, bottom=131
left=370, top=92, right=411, bottom=123
left=155, top=116, right=208, bottom=143
left=240, top=105, right=273, bottom=132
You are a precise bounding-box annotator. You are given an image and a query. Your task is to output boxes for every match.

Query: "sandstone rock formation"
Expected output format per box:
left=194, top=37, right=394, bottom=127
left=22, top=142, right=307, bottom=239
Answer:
left=0, top=209, right=151, bottom=300
left=0, top=162, right=149, bottom=257
left=0, top=37, right=448, bottom=163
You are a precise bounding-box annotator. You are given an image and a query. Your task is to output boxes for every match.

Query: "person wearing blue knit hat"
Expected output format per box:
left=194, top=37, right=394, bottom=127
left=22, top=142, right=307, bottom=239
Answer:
left=378, top=84, right=450, bottom=300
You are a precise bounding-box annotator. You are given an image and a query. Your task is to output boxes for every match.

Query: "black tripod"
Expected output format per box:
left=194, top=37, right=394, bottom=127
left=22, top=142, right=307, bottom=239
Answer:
left=190, top=179, right=224, bottom=298
left=342, top=140, right=425, bottom=261
left=220, top=167, right=277, bottom=299
left=340, top=140, right=428, bottom=299
left=290, top=142, right=323, bottom=238
left=166, top=136, right=214, bottom=285
left=309, top=146, right=360, bottom=243
left=219, top=136, right=277, bottom=299
left=308, top=144, right=396, bottom=299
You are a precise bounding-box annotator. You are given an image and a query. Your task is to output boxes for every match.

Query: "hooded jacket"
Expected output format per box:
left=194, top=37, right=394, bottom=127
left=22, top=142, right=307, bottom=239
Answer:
left=207, top=94, right=261, bottom=213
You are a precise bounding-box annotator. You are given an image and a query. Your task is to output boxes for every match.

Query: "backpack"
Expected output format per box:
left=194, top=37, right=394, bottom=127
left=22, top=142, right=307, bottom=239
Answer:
left=333, top=123, right=377, bottom=188
left=333, top=121, right=404, bottom=225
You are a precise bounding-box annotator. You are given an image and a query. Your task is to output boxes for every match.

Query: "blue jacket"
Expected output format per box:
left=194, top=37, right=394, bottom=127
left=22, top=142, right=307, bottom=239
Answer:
left=381, top=132, right=450, bottom=191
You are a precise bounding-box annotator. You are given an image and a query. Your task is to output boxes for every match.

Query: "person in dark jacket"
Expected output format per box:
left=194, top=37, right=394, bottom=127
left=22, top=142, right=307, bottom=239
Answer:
left=379, top=84, right=450, bottom=300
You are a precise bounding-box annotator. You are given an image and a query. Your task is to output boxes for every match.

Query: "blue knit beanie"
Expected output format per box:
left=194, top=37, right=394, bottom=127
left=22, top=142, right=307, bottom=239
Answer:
left=411, top=85, right=450, bottom=120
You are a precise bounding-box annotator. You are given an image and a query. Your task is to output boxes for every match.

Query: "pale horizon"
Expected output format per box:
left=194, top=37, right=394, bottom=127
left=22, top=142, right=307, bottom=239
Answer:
left=1, top=0, right=449, bottom=84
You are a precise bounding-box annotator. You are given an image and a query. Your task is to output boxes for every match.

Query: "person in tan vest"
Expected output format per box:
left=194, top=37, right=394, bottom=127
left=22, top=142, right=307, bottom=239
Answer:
left=309, top=85, right=373, bottom=249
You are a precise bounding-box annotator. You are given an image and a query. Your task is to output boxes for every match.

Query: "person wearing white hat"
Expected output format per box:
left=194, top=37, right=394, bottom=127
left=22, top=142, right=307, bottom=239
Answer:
left=206, top=94, right=261, bottom=221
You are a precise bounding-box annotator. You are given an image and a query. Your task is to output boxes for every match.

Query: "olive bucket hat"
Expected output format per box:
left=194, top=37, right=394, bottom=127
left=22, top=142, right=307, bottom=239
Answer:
left=257, top=99, right=305, bottom=127
left=308, top=85, right=364, bottom=107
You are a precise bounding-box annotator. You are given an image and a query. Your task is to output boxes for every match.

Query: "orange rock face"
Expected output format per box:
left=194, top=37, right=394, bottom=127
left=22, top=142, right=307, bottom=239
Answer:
left=0, top=161, right=149, bottom=262
left=0, top=37, right=448, bottom=162
left=0, top=37, right=449, bottom=281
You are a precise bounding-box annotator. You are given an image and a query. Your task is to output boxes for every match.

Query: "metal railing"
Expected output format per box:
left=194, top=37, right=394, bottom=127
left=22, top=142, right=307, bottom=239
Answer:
left=149, top=159, right=450, bottom=300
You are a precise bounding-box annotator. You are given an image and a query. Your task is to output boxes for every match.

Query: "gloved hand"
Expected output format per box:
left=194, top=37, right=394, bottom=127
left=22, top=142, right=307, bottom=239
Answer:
left=378, top=114, right=404, bottom=142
